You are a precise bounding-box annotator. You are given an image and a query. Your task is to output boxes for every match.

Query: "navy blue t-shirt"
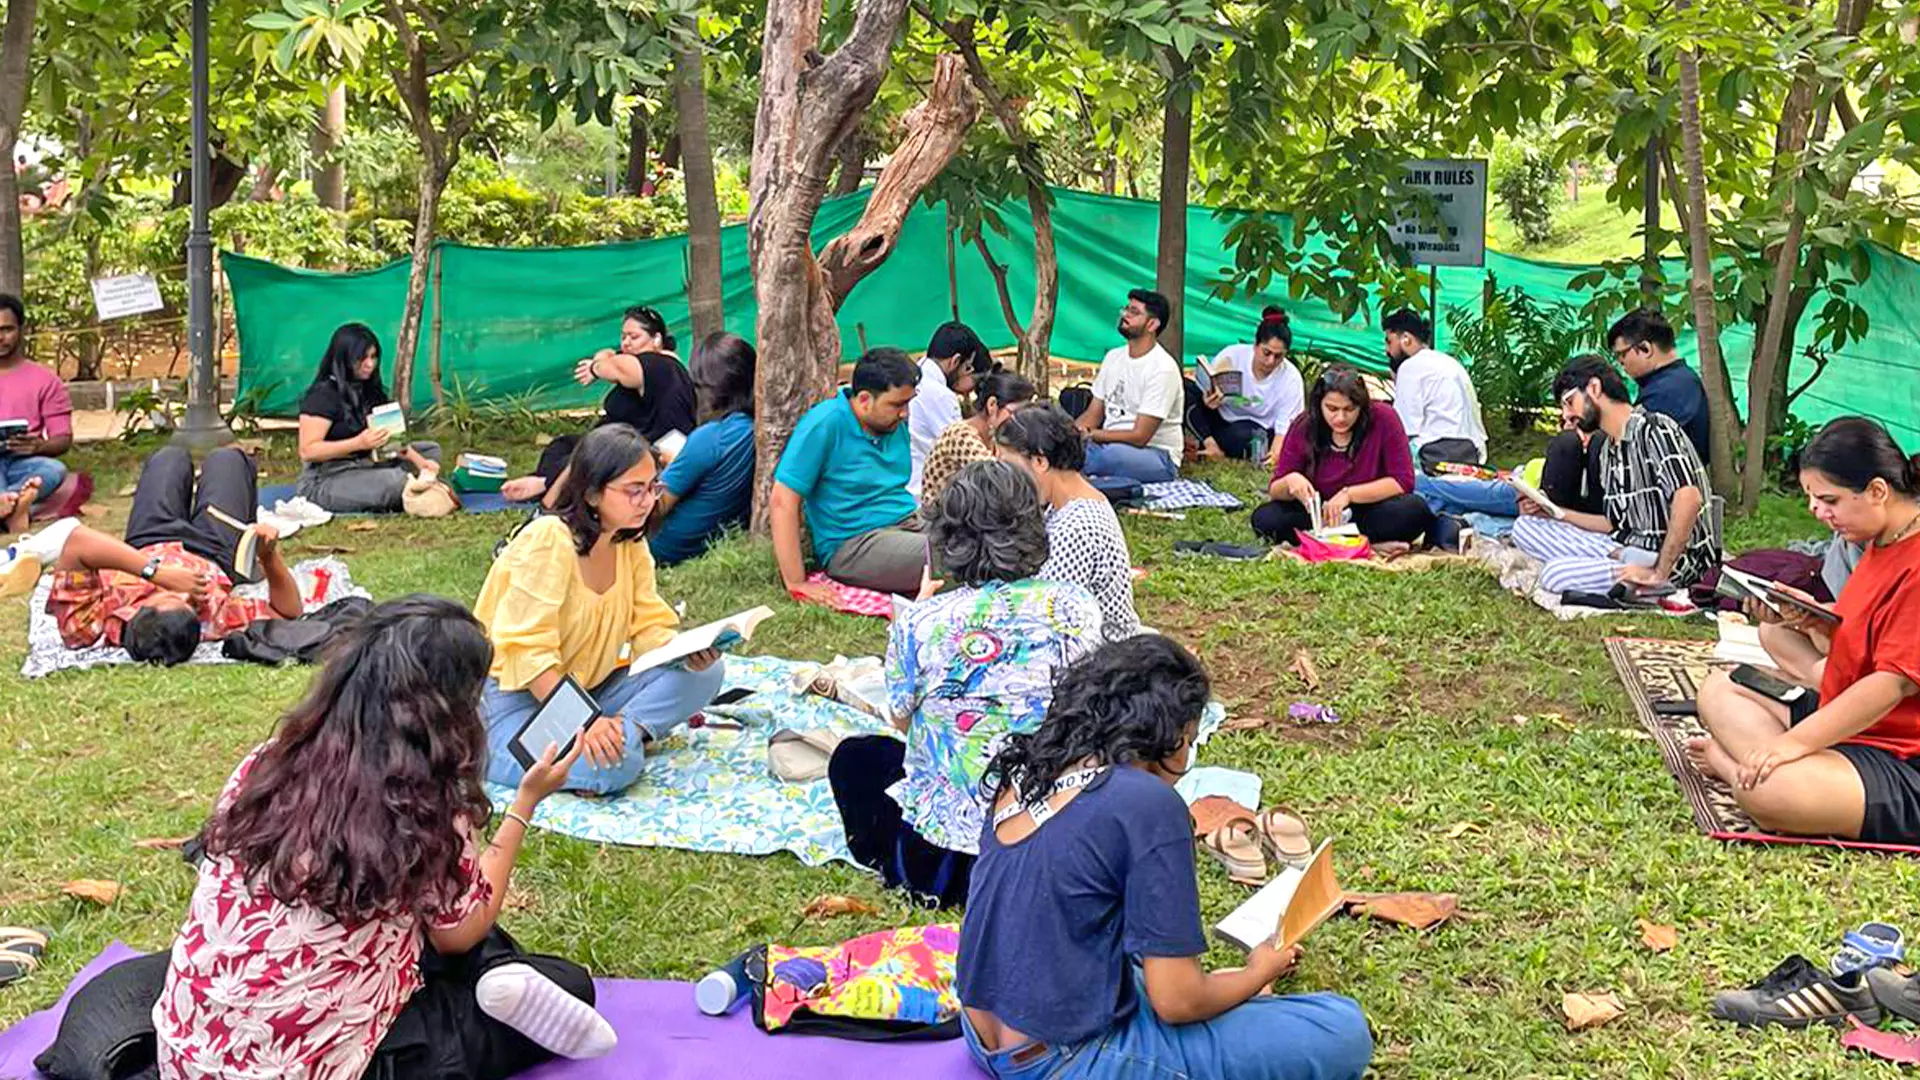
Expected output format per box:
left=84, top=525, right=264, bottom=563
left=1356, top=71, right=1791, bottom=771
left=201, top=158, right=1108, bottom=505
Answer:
left=1635, top=362, right=1711, bottom=464
left=957, top=766, right=1208, bottom=1047
left=654, top=411, right=755, bottom=566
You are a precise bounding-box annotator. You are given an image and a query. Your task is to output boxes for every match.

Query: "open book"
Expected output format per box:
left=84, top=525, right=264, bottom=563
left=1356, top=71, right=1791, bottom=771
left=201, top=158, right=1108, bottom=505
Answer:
left=1509, top=475, right=1565, bottom=520
left=1192, top=355, right=1245, bottom=400
left=1214, top=839, right=1343, bottom=952
left=629, top=606, right=775, bottom=674
left=1302, top=491, right=1359, bottom=540
left=1715, top=566, right=1841, bottom=625
left=368, top=402, right=407, bottom=438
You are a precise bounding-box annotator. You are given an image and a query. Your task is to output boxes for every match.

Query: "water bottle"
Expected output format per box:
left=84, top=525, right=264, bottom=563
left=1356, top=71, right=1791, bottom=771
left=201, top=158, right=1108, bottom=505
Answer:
left=695, top=949, right=756, bottom=1016
left=1249, top=428, right=1269, bottom=466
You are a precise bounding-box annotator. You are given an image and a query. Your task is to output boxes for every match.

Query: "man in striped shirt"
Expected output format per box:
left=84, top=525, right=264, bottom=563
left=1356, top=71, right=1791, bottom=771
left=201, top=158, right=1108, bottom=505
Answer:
left=1511, top=355, right=1721, bottom=596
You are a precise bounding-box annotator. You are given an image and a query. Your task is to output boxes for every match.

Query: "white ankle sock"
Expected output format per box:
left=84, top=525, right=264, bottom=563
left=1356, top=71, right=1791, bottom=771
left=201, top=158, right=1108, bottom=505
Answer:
left=474, top=962, right=617, bottom=1060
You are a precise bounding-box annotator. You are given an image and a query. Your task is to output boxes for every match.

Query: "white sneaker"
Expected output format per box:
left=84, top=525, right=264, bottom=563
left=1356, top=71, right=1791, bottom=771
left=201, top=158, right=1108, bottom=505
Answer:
left=273, top=497, right=333, bottom=527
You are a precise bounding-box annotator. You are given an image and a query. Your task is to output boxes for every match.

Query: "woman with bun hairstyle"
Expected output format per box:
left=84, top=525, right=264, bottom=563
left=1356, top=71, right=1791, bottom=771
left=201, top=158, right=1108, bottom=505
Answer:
left=1186, top=306, right=1306, bottom=463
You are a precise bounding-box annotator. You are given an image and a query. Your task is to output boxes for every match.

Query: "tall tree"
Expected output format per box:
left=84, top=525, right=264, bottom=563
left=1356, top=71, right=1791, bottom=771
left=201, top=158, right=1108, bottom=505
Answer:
left=0, top=0, right=37, bottom=297
left=311, top=81, right=348, bottom=210
left=672, top=17, right=723, bottom=341
left=1153, top=50, right=1191, bottom=355
left=1671, top=7, right=1738, bottom=495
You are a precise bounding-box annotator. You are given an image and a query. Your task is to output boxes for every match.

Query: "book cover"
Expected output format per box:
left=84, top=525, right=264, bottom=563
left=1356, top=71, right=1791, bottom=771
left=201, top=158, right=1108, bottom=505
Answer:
left=1213, top=839, right=1342, bottom=952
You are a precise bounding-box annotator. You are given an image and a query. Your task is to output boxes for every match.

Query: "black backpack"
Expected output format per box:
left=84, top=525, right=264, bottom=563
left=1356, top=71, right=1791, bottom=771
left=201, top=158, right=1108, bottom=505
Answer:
left=221, top=596, right=375, bottom=665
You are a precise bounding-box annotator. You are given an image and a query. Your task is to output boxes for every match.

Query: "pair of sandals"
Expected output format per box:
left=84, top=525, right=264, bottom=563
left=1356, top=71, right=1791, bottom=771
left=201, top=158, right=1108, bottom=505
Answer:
left=1199, top=808, right=1312, bottom=885
left=0, top=926, right=48, bottom=989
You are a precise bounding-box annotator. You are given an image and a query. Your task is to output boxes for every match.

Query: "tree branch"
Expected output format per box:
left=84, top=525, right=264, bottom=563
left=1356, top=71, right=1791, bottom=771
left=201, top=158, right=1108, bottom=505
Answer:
left=972, top=229, right=1027, bottom=340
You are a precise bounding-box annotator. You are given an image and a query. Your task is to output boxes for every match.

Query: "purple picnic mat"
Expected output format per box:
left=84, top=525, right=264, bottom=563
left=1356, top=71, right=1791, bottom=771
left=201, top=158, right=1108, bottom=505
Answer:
left=0, top=944, right=981, bottom=1080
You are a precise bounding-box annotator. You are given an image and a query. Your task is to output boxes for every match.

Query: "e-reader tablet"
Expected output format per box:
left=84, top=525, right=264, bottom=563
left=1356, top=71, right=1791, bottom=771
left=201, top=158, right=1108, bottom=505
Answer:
left=508, top=675, right=601, bottom=770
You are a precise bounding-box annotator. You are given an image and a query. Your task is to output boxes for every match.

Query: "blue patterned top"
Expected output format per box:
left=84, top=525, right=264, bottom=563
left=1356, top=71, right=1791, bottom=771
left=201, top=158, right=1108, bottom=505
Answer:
left=886, top=579, right=1103, bottom=854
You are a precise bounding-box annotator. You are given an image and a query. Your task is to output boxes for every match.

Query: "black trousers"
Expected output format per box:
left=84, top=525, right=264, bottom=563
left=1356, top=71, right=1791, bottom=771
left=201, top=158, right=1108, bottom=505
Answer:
left=534, top=436, right=580, bottom=487
left=124, top=445, right=257, bottom=567
left=827, top=734, right=974, bottom=908
left=1183, top=379, right=1269, bottom=459
left=1250, top=492, right=1435, bottom=545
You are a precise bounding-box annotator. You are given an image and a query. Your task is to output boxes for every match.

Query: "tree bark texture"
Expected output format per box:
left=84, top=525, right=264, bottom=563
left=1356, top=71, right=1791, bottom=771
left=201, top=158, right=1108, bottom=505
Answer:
left=1672, top=23, right=1741, bottom=496
left=624, top=105, right=649, bottom=196
left=311, top=81, right=348, bottom=211
left=830, top=130, right=870, bottom=195
left=1154, top=56, right=1193, bottom=358
left=170, top=152, right=246, bottom=210
left=0, top=0, right=37, bottom=297
left=673, top=25, right=725, bottom=342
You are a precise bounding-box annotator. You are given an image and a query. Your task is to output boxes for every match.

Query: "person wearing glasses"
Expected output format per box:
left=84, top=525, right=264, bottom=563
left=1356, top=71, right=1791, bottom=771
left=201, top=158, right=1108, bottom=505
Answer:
left=476, top=424, right=724, bottom=795
left=1606, top=308, right=1710, bottom=464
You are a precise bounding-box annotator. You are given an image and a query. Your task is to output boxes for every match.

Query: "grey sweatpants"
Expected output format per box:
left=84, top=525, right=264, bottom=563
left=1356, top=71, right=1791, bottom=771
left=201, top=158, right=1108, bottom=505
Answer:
left=825, top=514, right=927, bottom=597
left=296, top=442, right=442, bottom=514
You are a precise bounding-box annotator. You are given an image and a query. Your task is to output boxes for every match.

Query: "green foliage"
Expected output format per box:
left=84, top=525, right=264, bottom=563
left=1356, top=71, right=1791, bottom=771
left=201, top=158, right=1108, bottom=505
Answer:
left=1491, top=138, right=1562, bottom=247
left=1447, top=285, right=1597, bottom=431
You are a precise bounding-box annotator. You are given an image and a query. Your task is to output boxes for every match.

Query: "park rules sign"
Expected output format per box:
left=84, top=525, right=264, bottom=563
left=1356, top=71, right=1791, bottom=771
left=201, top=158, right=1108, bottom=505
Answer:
left=1393, top=159, right=1488, bottom=268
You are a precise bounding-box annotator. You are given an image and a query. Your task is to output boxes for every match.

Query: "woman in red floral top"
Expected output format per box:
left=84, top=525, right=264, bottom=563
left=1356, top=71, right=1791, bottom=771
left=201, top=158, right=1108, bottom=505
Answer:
left=153, top=595, right=616, bottom=1080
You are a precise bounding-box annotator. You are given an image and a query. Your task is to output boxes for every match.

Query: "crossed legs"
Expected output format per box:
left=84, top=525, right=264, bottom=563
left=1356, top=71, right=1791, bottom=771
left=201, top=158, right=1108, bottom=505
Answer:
left=1688, top=671, right=1866, bottom=838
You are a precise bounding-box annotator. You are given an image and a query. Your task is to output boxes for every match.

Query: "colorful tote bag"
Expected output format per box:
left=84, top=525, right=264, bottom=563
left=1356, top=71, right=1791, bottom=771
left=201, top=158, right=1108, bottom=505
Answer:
left=751, top=923, right=962, bottom=1041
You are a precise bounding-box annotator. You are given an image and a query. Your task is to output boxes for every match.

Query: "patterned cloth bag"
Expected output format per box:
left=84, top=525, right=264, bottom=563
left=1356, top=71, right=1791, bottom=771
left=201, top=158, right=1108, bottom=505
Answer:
left=751, top=924, right=961, bottom=1041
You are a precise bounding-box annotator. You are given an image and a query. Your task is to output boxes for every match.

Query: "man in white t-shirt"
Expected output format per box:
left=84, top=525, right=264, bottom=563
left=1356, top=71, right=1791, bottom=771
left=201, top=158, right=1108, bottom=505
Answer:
left=1073, top=289, right=1183, bottom=485
left=906, top=321, right=992, bottom=497
left=1384, top=307, right=1488, bottom=471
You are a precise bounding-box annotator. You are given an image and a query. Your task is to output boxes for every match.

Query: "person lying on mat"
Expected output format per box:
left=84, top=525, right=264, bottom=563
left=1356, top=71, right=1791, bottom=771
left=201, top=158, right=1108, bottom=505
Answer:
left=1185, top=306, right=1305, bottom=463
left=957, top=635, right=1374, bottom=1080
left=648, top=331, right=756, bottom=567
left=153, top=596, right=616, bottom=1080
left=296, top=322, right=444, bottom=514
left=477, top=424, right=723, bottom=796
left=919, top=369, right=1036, bottom=509
left=1689, top=417, right=1920, bottom=845
left=771, top=347, right=927, bottom=600
left=501, top=305, right=697, bottom=507
left=828, top=461, right=1101, bottom=907
left=1510, top=355, right=1720, bottom=595
left=1250, top=365, right=1435, bottom=546
left=1075, top=288, right=1186, bottom=485
left=0, top=293, right=73, bottom=520
left=39, top=446, right=301, bottom=665
left=995, top=404, right=1144, bottom=643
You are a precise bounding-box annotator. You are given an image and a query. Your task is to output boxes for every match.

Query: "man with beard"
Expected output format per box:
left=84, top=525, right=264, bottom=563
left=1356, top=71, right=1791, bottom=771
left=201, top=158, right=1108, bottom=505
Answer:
left=1074, top=289, right=1184, bottom=486
left=1512, top=354, right=1720, bottom=595
left=772, top=348, right=927, bottom=599
left=1384, top=308, right=1487, bottom=473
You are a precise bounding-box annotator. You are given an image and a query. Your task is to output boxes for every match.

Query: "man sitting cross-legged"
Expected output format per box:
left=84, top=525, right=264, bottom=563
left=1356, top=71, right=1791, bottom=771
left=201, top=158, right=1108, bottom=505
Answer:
left=32, top=446, right=302, bottom=664
left=1511, top=355, right=1720, bottom=595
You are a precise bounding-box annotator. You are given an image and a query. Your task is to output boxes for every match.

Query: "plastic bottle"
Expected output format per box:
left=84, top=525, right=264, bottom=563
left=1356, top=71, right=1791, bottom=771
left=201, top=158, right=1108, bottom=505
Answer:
left=695, top=950, right=756, bottom=1016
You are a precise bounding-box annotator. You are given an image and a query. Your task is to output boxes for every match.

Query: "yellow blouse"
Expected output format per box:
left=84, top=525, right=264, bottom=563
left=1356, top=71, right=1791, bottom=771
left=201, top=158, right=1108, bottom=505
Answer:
left=473, top=515, right=678, bottom=691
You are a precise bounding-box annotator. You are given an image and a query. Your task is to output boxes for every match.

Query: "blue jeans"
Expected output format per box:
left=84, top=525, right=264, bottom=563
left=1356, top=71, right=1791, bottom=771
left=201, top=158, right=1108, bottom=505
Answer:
left=1, top=454, right=68, bottom=498
left=482, top=660, right=727, bottom=794
left=962, top=972, right=1372, bottom=1080
left=1084, top=443, right=1177, bottom=485
left=1414, top=473, right=1519, bottom=518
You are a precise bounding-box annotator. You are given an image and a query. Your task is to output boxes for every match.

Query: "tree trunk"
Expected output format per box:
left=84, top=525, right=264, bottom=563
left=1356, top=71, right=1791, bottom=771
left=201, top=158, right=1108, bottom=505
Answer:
left=170, top=152, right=246, bottom=209
left=0, top=0, right=38, bottom=297
left=248, top=163, right=280, bottom=202
left=1672, top=24, right=1741, bottom=496
left=393, top=156, right=449, bottom=415
left=830, top=129, right=870, bottom=196
left=1154, top=55, right=1193, bottom=358
left=673, top=24, right=725, bottom=341
left=624, top=105, right=649, bottom=196
left=310, top=81, right=347, bottom=211
left=748, top=0, right=913, bottom=532
left=661, top=132, right=681, bottom=172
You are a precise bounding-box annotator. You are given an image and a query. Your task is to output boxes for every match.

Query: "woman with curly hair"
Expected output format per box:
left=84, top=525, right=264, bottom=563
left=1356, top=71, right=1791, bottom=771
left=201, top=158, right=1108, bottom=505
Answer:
left=827, top=460, right=1103, bottom=906
left=153, top=595, right=616, bottom=1080
left=959, top=635, right=1374, bottom=1079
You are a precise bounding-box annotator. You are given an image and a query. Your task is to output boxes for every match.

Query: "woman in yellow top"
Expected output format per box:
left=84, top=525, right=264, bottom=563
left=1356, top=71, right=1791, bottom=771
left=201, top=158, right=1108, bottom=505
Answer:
left=477, top=424, right=724, bottom=794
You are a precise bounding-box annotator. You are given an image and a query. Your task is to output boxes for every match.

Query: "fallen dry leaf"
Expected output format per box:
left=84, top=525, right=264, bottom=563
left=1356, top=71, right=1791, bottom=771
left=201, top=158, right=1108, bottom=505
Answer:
left=1343, top=891, right=1459, bottom=931
left=1562, top=991, right=1625, bottom=1031
left=1443, top=821, right=1481, bottom=840
left=1289, top=649, right=1322, bottom=691
left=133, top=836, right=192, bottom=851
left=535, top=433, right=556, bottom=447
left=504, top=882, right=538, bottom=913
left=63, top=879, right=122, bottom=906
left=115, top=482, right=137, bottom=497
left=1638, top=919, right=1677, bottom=953
left=301, top=544, right=358, bottom=555
left=346, top=521, right=378, bottom=533
left=801, top=895, right=880, bottom=920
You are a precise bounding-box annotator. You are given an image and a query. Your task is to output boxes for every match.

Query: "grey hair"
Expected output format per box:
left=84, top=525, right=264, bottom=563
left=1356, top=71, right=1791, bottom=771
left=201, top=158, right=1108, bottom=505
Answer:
left=929, top=460, right=1050, bottom=585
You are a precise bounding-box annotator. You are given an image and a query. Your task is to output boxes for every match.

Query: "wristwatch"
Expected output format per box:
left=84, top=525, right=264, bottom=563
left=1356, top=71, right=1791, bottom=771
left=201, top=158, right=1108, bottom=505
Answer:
left=140, top=556, right=164, bottom=581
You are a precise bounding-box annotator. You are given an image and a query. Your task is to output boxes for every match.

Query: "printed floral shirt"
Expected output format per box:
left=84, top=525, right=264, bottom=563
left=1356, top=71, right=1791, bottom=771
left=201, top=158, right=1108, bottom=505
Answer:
left=886, top=579, right=1103, bottom=854
left=45, top=542, right=277, bottom=649
left=153, top=747, right=491, bottom=1080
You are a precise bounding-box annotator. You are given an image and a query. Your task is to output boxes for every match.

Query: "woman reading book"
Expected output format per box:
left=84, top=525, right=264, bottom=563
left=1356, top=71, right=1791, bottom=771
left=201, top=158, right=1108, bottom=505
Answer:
left=295, top=322, right=443, bottom=513
left=476, top=424, right=724, bottom=795
left=1691, top=416, right=1920, bottom=844
left=957, top=635, right=1373, bottom=1079
left=1186, top=306, right=1307, bottom=463
left=153, top=596, right=617, bottom=1080
left=1251, top=365, right=1433, bottom=546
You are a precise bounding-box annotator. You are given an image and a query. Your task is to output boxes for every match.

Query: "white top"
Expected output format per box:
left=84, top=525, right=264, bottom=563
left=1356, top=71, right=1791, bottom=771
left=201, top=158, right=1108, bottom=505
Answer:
left=907, top=356, right=963, bottom=497
left=1392, top=347, right=1488, bottom=460
left=1092, top=342, right=1185, bottom=462
left=1210, top=343, right=1306, bottom=433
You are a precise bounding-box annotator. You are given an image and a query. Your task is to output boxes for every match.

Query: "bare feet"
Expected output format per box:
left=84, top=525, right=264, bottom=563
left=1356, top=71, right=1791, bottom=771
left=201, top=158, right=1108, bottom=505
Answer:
left=3, top=477, right=41, bottom=534
left=1684, top=736, right=1716, bottom=776
left=1196, top=439, right=1226, bottom=462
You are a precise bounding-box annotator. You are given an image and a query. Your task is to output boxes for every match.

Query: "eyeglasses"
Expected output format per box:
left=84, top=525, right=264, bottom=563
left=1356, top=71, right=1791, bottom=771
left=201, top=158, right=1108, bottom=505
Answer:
left=1610, top=344, right=1636, bottom=362
left=610, top=480, right=664, bottom=500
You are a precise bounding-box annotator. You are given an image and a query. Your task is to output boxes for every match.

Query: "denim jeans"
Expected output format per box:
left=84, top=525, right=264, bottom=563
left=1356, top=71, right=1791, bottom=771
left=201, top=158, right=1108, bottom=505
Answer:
left=482, top=660, right=726, bottom=794
left=1414, top=473, right=1520, bottom=518
left=961, top=972, right=1372, bottom=1080
left=0, top=453, right=68, bottom=498
left=1084, top=443, right=1177, bottom=485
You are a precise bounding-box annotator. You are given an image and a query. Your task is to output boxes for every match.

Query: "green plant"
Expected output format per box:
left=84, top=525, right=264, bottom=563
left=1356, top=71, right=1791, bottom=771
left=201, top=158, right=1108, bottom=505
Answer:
left=1447, top=286, right=1596, bottom=430
left=224, top=383, right=280, bottom=437
left=113, top=387, right=177, bottom=443
left=1491, top=138, right=1562, bottom=247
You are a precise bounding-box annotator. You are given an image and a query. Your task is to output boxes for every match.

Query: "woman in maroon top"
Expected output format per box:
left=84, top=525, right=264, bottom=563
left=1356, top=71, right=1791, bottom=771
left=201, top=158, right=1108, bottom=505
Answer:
left=1251, top=366, right=1435, bottom=544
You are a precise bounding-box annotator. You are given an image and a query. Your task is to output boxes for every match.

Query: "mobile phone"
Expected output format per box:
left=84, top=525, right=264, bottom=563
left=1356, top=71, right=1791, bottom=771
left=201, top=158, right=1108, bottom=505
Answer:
left=710, top=686, right=755, bottom=706
left=1652, top=700, right=1697, bottom=717
left=1730, top=664, right=1807, bottom=705
left=0, top=418, right=29, bottom=439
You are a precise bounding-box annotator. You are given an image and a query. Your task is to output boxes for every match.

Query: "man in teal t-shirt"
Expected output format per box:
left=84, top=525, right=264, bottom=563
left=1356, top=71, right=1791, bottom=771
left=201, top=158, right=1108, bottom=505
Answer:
left=772, top=348, right=925, bottom=599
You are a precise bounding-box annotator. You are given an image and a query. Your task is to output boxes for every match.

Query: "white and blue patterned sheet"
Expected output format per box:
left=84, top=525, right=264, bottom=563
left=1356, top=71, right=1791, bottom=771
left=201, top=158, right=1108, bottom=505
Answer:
left=1143, top=479, right=1244, bottom=511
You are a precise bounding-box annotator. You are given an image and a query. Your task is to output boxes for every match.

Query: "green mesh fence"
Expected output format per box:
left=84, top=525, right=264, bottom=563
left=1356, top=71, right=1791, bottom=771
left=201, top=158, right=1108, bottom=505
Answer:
left=229, top=186, right=1920, bottom=444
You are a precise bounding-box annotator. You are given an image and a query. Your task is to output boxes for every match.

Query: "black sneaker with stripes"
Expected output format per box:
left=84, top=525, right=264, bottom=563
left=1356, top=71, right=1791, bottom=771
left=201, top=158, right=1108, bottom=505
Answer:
left=1710, top=954, right=1881, bottom=1028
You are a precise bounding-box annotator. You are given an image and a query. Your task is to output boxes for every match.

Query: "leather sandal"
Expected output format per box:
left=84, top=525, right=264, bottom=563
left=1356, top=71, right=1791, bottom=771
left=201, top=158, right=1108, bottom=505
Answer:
left=1253, top=809, right=1313, bottom=868
left=1199, top=817, right=1268, bottom=885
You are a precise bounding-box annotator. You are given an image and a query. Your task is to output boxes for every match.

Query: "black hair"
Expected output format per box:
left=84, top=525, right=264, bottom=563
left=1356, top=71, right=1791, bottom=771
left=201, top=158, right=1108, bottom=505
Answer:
left=1254, top=305, right=1292, bottom=349
left=308, top=323, right=386, bottom=423
left=1302, top=365, right=1374, bottom=472
left=984, top=635, right=1211, bottom=803
left=972, top=370, right=1036, bottom=413
left=1128, top=288, right=1171, bottom=335
left=930, top=461, right=1050, bottom=586
left=123, top=606, right=203, bottom=666
left=1552, top=353, right=1631, bottom=404
left=1606, top=308, right=1677, bottom=353
left=994, top=404, right=1087, bottom=473
left=1382, top=307, right=1432, bottom=345
left=552, top=423, right=652, bottom=555
left=691, top=331, right=755, bottom=421
left=623, top=305, right=676, bottom=353
left=1801, top=416, right=1920, bottom=497
left=850, top=347, right=919, bottom=396
left=928, top=321, right=993, bottom=375
left=0, top=293, right=24, bottom=326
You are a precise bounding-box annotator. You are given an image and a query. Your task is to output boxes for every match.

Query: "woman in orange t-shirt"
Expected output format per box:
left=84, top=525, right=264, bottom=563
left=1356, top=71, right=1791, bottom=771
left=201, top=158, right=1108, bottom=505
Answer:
left=1691, top=416, right=1920, bottom=844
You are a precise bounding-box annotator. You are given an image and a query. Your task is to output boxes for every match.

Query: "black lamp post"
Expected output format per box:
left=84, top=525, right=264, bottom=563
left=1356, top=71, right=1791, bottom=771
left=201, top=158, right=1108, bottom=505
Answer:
left=173, top=0, right=232, bottom=449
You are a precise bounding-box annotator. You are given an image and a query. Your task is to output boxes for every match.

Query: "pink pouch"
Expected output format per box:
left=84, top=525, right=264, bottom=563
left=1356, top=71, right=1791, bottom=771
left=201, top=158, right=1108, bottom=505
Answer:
left=1294, top=531, right=1373, bottom=562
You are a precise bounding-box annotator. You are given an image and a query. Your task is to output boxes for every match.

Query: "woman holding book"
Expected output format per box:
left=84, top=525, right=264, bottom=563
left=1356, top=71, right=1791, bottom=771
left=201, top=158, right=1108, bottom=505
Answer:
left=958, top=635, right=1373, bottom=1079
left=1691, top=416, right=1920, bottom=845
left=296, top=323, right=442, bottom=513
left=827, top=461, right=1102, bottom=906
left=476, top=424, right=724, bottom=795
left=1251, top=365, right=1433, bottom=545
left=1186, top=307, right=1307, bottom=463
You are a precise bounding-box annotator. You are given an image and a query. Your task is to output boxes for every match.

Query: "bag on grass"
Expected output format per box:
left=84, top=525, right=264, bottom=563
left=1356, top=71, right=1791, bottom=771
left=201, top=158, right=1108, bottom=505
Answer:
left=402, top=471, right=462, bottom=518
left=750, top=924, right=961, bottom=1041
left=1294, top=531, right=1373, bottom=562
left=222, top=596, right=374, bottom=665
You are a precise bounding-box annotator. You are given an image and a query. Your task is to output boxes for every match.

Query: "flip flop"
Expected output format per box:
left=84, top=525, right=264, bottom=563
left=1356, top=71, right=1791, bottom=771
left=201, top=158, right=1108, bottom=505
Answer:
left=1199, top=817, right=1268, bottom=886
left=1253, top=808, right=1313, bottom=868
left=0, top=927, right=47, bottom=989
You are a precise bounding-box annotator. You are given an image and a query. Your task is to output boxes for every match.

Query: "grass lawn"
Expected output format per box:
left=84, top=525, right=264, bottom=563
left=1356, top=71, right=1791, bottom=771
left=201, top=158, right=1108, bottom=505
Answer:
left=3, top=429, right=1915, bottom=1077
left=1488, top=185, right=1681, bottom=266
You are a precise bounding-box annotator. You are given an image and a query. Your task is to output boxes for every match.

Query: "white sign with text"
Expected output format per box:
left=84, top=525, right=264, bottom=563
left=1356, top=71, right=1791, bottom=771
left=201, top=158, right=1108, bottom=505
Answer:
left=90, top=273, right=165, bottom=321
left=1392, top=159, right=1488, bottom=267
